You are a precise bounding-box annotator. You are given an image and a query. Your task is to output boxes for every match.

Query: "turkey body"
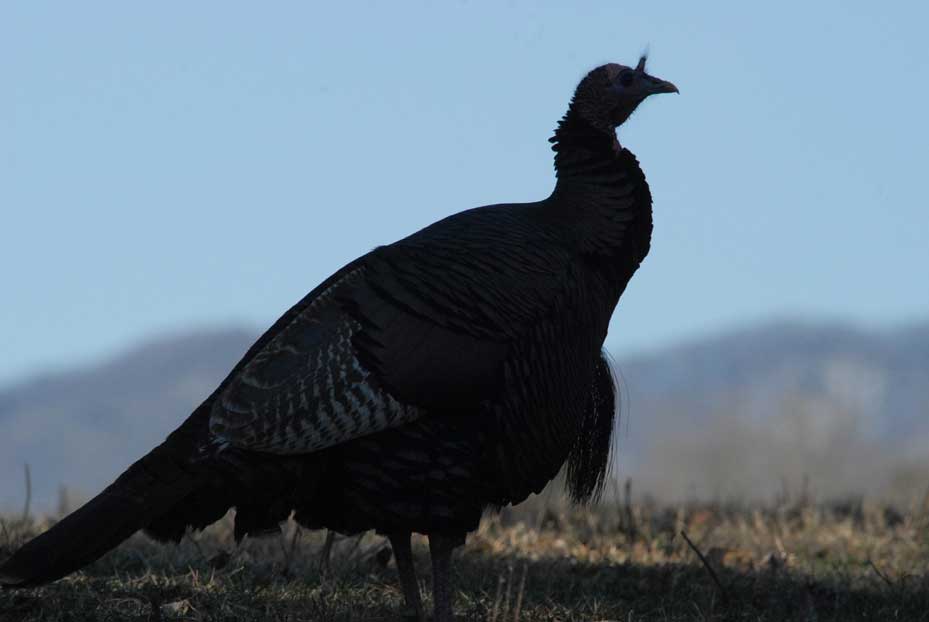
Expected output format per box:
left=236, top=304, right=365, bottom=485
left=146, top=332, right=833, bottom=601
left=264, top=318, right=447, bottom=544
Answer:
left=0, top=70, right=660, bottom=601
left=154, top=146, right=652, bottom=543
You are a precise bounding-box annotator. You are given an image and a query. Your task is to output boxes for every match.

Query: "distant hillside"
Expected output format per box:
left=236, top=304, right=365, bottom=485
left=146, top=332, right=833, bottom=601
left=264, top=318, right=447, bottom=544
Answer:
left=1, top=320, right=927, bottom=511
left=616, top=320, right=929, bottom=501
left=0, top=328, right=256, bottom=512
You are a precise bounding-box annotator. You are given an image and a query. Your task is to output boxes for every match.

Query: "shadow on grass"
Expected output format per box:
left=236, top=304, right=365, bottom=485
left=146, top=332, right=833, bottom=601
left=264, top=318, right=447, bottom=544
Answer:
left=2, top=532, right=928, bottom=622
left=450, top=546, right=929, bottom=622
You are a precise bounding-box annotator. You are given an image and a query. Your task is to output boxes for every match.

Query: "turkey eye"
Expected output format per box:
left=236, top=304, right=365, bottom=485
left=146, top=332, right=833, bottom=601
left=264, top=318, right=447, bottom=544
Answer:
left=619, top=72, right=635, bottom=87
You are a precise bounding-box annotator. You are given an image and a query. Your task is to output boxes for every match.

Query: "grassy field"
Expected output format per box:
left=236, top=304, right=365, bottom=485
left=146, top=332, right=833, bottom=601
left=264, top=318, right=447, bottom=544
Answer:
left=2, top=487, right=928, bottom=621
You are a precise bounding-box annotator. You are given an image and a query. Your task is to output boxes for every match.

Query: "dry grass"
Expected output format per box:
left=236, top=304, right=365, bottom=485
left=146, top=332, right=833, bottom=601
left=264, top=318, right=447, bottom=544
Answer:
left=1, top=487, right=928, bottom=621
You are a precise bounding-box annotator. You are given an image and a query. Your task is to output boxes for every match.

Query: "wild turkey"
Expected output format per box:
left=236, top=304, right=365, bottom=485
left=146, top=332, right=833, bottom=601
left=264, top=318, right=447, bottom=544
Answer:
left=0, top=57, right=676, bottom=621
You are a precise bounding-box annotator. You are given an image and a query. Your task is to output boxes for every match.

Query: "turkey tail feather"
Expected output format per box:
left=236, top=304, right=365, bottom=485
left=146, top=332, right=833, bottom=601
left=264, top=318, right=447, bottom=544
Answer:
left=0, top=441, right=201, bottom=588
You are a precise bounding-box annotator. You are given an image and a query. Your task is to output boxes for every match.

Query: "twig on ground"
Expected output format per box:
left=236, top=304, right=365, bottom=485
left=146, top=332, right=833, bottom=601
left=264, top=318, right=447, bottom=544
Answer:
left=502, top=563, right=514, bottom=616
left=489, top=572, right=505, bottom=622
left=534, top=485, right=557, bottom=531
left=867, top=558, right=894, bottom=587
left=623, top=478, right=638, bottom=541
left=21, top=464, right=32, bottom=522
left=918, top=484, right=929, bottom=525
left=319, top=530, right=335, bottom=575
left=0, top=517, right=10, bottom=546
left=681, top=530, right=729, bottom=605
left=513, top=562, right=528, bottom=622
left=282, top=523, right=302, bottom=576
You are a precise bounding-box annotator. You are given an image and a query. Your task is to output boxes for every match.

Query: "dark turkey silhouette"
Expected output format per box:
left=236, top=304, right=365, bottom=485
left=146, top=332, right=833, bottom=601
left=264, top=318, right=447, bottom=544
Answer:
left=0, top=57, right=676, bottom=621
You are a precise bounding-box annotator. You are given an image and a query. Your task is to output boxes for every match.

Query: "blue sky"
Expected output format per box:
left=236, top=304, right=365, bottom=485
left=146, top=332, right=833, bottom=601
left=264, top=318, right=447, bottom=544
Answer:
left=2, top=2, right=927, bottom=388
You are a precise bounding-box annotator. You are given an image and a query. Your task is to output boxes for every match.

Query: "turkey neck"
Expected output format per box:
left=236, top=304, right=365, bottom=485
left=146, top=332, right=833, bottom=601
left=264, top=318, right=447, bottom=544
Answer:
left=547, top=106, right=652, bottom=258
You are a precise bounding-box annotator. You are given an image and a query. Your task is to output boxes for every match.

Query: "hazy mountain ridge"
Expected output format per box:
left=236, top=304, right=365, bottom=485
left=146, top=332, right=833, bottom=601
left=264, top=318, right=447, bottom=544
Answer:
left=1, top=320, right=926, bottom=511
left=619, top=319, right=929, bottom=436
left=0, top=328, right=256, bottom=512
left=617, top=320, right=929, bottom=500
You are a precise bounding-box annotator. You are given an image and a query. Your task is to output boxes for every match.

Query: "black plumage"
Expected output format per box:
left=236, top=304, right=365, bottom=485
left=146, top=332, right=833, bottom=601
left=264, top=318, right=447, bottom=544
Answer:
left=0, top=58, right=676, bottom=621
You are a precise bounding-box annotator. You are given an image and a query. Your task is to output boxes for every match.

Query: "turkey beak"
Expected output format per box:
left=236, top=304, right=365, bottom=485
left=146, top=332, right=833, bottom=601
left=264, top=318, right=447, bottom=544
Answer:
left=643, top=74, right=679, bottom=95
